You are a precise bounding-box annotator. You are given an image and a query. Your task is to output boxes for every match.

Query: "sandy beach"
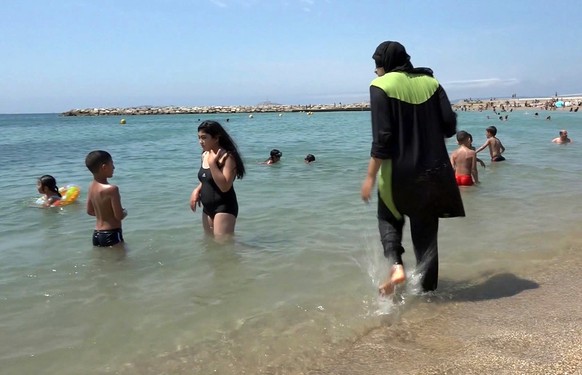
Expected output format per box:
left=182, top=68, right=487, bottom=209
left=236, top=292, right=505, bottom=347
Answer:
left=453, top=96, right=582, bottom=113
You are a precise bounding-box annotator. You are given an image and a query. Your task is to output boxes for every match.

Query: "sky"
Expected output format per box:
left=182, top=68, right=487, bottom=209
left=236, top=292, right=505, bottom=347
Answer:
left=1, top=0, right=581, bottom=113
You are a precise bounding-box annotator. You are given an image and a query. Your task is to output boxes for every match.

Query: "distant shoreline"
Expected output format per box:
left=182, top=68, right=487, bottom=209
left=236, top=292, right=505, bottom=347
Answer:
left=60, top=95, right=582, bottom=117
left=61, top=103, right=371, bottom=116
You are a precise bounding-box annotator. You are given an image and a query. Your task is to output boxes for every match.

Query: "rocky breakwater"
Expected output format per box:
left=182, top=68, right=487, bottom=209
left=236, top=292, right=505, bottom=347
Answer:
left=61, top=102, right=370, bottom=116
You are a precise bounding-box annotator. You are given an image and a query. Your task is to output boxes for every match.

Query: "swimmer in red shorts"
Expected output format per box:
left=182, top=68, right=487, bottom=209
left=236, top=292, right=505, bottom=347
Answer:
left=450, top=130, right=479, bottom=186
left=455, top=174, right=474, bottom=186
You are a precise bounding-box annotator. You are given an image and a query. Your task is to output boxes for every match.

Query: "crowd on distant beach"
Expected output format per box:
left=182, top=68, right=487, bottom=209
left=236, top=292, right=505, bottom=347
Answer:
left=454, top=96, right=582, bottom=112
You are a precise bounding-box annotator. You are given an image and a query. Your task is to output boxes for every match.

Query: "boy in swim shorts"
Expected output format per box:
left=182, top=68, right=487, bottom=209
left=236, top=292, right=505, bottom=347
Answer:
left=475, top=125, right=506, bottom=162
left=85, top=150, right=127, bottom=247
left=450, top=131, right=479, bottom=186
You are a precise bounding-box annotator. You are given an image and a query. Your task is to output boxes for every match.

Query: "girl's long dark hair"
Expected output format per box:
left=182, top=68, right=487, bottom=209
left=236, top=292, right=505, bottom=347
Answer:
left=198, top=120, right=246, bottom=179
left=38, top=175, right=62, bottom=197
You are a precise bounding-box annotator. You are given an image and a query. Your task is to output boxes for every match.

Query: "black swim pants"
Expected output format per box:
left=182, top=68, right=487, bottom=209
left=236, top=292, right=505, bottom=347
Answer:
left=92, top=228, right=124, bottom=247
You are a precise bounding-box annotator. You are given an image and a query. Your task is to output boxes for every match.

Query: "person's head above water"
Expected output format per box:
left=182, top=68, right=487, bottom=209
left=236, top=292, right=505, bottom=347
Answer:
left=197, top=120, right=238, bottom=152
left=263, top=149, right=282, bottom=165
left=37, top=175, right=61, bottom=197
left=486, top=125, right=498, bottom=137
left=304, top=154, right=316, bottom=163
left=85, top=150, right=113, bottom=175
left=270, top=149, right=282, bottom=158
left=197, top=120, right=246, bottom=179
left=265, top=149, right=282, bottom=164
left=456, top=131, right=471, bottom=146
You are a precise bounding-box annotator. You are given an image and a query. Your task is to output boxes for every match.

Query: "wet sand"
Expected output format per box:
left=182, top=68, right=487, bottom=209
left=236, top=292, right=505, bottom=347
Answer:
left=309, top=247, right=582, bottom=375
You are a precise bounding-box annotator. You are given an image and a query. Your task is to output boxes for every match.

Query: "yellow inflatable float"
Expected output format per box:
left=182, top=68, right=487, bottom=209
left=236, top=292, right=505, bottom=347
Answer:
left=55, top=185, right=81, bottom=206
left=36, top=185, right=81, bottom=207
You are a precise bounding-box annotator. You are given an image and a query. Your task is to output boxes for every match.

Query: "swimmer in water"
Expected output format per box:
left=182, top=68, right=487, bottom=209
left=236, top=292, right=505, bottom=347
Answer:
left=264, top=149, right=282, bottom=165
left=552, top=130, right=572, bottom=144
left=475, top=126, right=506, bottom=162
left=36, top=175, right=62, bottom=207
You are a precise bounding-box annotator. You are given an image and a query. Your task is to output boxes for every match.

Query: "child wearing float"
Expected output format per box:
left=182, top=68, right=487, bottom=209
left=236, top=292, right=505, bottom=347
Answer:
left=37, top=175, right=62, bottom=207
left=85, top=150, right=127, bottom=247
left=475, top=125, right=506, bottom=162
left=450, top=131, right=479, bottom=186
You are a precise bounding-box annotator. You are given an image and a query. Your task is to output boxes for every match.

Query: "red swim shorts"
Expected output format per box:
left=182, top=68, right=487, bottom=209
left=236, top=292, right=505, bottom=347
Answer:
left=456, top=174, right=474, bottom=186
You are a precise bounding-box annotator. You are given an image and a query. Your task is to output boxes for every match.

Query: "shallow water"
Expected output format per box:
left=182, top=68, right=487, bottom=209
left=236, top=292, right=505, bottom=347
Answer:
left=1, top=110, right=581, bottom=374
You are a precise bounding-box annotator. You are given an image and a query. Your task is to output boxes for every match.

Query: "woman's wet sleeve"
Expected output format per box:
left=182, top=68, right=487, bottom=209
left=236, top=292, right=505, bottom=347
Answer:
left=437, top=85, right=457, bottom=138
left=370, top=86, right=392, bottom=159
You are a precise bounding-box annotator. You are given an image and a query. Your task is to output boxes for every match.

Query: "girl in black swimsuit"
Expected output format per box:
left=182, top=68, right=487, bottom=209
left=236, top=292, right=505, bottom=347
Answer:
left=190, top=121, right=245, bottom=240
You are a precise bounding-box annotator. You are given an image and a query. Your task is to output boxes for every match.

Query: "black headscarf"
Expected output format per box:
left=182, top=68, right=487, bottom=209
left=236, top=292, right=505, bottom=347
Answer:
left=372, top=41, right=433, bottom=77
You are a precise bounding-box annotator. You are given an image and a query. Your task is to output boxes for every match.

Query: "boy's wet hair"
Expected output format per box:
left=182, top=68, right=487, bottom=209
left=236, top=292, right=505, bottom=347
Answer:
left=486, top=126, right=497, bottom=136
left=85, top=150, right=112, bottom=174
left=270, top=149, right=282, bottom=158
left=456, top=130, right=470, bottom=143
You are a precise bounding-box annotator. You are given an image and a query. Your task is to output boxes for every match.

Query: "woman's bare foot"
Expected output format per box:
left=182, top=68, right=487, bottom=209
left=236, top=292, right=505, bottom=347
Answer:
left=379, top=264, right=406, bottom=296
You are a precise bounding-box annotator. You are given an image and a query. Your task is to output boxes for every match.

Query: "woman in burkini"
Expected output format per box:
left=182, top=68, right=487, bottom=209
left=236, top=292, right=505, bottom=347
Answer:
left=190, top=120, right=245, bottom=240
left=37, top=175, right=62, bottom=207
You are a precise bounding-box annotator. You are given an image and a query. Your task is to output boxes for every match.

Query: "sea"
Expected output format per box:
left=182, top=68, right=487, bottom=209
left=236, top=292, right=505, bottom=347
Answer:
left=0, top=109, right=581, bottom=374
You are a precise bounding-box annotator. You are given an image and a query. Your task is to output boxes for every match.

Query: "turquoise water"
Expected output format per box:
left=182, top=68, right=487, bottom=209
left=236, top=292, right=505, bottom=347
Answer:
left=1, top=110, right=581, bottom=374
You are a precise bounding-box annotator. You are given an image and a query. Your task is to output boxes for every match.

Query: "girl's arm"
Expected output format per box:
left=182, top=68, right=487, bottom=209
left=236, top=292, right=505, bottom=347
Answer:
left=208, top=153, right=236, bottom=192
left=190, top=183, right=202, bottom=212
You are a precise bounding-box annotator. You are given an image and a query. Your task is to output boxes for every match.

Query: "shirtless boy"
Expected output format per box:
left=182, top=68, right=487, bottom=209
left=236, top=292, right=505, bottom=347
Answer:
left=552, top=130, right=572, bottom=144
left=475, top=126, right=506, bottom=162
left=450, top=131, right=479, bottom=186
left=85, top=150, right=127, bottom=247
